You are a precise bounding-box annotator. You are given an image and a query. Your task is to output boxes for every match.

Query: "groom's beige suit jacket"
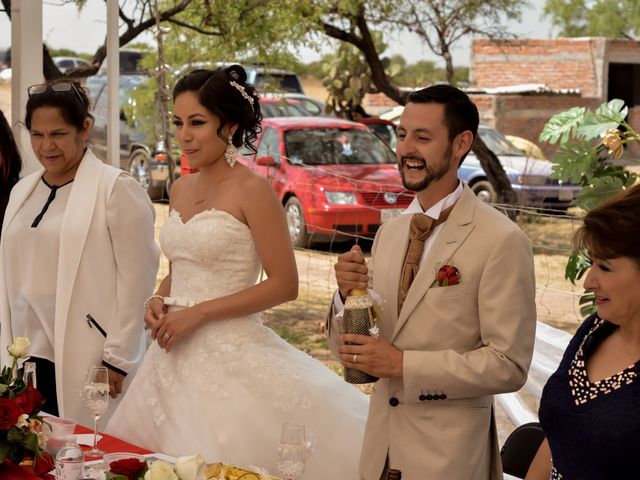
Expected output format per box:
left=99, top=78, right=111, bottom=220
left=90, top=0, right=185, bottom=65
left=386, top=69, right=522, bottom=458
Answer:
left=331, top=184, right=536, bottom=480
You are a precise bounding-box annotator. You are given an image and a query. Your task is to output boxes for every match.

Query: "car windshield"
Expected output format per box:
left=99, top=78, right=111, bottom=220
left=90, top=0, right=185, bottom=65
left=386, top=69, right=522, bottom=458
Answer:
left=284, top=128, right=396, bottom=165
left=261, top=100, right=310, bottom=118
left=478, top=127, right=525, bottom=156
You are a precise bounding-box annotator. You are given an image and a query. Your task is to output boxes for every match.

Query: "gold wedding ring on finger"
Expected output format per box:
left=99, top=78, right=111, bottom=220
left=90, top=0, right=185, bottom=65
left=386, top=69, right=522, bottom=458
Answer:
left=163, top=332, right=171, bottom=341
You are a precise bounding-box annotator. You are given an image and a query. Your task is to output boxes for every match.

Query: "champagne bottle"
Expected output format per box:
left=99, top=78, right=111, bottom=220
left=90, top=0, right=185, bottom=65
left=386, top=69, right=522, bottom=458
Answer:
left=387, top=469, right=402, bottom=480
left=342, top=289, right=378, bottom=384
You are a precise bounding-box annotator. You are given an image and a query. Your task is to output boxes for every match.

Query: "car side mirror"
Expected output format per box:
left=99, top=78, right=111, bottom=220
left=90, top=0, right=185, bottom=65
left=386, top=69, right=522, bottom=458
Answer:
left=256, top=155, right=277, bottom=167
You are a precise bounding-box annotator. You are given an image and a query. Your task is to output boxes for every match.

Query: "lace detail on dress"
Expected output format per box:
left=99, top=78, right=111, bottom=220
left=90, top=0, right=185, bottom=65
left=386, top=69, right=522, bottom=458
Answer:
left=137, top=209, right=313, bottom=426
left=568, top=317, right=638, bottom=406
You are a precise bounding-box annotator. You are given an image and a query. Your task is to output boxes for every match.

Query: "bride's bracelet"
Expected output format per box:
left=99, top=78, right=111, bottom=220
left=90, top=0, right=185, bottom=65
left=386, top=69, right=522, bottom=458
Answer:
left=144, top=294, right=165, bottom=310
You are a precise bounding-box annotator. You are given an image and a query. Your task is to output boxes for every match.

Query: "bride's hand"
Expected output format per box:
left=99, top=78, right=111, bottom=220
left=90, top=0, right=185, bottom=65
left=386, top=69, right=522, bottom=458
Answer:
left=145, top=297, right=167, bottom=330
left=154, top=306, right=204, bottom=352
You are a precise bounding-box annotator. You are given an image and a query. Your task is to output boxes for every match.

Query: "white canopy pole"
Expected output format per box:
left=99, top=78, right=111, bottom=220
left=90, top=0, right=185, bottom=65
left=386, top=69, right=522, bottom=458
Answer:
left=10, top=0, right=44, bottom=175
left=106, top=0, right=120, bottom=168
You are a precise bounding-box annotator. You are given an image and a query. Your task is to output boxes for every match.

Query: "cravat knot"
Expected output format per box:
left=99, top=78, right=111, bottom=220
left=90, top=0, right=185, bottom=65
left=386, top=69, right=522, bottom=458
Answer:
left=398, top=204, right=455, bottom=313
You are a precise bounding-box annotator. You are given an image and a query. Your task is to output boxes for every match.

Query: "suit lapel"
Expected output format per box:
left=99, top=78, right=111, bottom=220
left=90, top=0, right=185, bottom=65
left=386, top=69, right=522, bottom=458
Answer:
left=391, top=186, right=477, bottom=341
left=54, top=152, right=102, bottom=358
left=382, top=214, right=411, bottom=334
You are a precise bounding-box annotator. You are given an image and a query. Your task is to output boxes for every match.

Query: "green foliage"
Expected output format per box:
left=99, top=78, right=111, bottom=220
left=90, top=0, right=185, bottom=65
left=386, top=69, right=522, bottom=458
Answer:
left=564, top=250, right=591, bottom=285
left=578, top=99, right=628, bottom=140
left=574, top=173, right=632, bottom=211
left=47, top=48, right=93, bottom=61
left=543, top=0, right=640, bottom=38
left=549, top=140, right=599, bottom=184
left=541, top=99, right=640, bottom=317
left=539, top=106, right=586, bottom=144
left=579, top=292, right=597, bottom=318
left=322, top=42, right=378, bottom=116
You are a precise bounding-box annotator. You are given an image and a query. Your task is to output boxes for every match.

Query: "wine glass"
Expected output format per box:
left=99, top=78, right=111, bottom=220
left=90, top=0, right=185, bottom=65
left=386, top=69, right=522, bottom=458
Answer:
left=82, top=366, right=109, bottom=458
left=277, top=423, right=313, bottom=480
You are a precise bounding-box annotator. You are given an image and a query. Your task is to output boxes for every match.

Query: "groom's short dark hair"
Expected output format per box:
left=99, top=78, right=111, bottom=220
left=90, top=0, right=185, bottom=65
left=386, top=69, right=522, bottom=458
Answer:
left=407, top=85, right=479, bottom=144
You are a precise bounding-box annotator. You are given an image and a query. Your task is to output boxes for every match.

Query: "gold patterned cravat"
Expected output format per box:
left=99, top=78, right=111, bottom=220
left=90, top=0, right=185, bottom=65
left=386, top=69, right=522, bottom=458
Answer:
left=398, top=205, right=455, bottom=313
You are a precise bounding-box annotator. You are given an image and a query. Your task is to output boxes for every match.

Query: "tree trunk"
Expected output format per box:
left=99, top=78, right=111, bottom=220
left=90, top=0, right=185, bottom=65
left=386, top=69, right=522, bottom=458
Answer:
left=471, top=135, right=518, bottom=217
left=443, top=48, right=455, bottom=85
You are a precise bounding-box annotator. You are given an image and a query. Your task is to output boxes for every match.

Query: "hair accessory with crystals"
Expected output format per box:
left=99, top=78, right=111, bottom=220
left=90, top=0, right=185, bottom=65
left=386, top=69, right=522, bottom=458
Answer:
left=225, top=134, right=238, bottom=168
left=230, top=80, right=255, bottom=109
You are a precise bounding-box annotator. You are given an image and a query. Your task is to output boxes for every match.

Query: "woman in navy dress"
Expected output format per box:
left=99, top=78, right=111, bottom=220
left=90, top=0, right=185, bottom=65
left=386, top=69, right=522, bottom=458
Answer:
left=527, top=184, right=640, bottom=479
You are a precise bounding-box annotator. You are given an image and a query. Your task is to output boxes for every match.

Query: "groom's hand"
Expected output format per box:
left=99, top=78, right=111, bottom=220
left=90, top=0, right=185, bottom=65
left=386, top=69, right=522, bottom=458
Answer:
left=338, top=334, right=403, bottom=378
left=334, top=245, right=369, bottom=299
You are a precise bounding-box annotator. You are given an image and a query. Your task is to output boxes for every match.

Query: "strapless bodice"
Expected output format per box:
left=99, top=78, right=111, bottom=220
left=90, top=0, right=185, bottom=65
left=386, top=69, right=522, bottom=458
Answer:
left=160, top=209, right=261, bottom=304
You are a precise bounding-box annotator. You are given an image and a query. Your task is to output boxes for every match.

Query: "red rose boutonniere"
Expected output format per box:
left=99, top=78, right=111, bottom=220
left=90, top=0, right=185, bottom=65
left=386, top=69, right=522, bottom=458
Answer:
left=436, top=264, right=461, bottom=287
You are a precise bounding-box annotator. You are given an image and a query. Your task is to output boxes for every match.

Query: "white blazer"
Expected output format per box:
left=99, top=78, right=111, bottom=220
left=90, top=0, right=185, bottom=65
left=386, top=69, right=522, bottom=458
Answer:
left=0, top=150, right=160, bottom=426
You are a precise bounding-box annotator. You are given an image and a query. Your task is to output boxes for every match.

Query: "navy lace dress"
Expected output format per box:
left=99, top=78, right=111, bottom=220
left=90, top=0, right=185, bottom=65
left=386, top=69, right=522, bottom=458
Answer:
left=539, top=314, right=640, bottom=479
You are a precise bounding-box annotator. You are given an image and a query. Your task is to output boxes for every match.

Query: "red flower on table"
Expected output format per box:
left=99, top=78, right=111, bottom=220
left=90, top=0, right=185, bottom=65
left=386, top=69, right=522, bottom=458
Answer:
left=436, top=264, right=461, bottom=287
left=33, top=451, right=55, bottom=475
left=15, top=385, right=43, bottom=415
left=109, top=458, right=148, bottom=480
left=0, top=397, right=23, bottom=429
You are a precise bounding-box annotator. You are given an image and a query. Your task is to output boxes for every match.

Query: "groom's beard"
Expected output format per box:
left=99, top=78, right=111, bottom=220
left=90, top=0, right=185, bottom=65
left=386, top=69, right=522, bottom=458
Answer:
left=399, top=144, right=454, bottom=192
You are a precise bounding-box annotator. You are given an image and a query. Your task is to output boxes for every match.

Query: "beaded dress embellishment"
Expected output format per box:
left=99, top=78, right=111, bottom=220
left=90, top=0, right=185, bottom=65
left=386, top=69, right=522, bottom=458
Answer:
left=568, top=318, right=638, bottom=406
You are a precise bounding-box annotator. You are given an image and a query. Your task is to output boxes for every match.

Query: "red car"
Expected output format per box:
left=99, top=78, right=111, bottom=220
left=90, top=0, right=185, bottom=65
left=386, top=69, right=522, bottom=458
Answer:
left=242, top=117, right=413, bottom=247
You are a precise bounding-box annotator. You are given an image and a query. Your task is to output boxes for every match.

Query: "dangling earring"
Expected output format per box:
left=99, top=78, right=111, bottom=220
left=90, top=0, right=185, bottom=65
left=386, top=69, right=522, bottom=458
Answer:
left=225, top=134, right=237, bottom=168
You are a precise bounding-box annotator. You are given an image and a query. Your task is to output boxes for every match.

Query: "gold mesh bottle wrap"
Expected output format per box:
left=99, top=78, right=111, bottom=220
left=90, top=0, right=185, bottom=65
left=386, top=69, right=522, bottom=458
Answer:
left=343, top=290, right=379, bottom=384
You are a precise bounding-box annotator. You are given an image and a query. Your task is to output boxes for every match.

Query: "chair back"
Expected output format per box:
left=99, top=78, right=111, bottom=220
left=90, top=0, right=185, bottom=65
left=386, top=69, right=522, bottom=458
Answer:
left=501, top=422, right=546, bottom=478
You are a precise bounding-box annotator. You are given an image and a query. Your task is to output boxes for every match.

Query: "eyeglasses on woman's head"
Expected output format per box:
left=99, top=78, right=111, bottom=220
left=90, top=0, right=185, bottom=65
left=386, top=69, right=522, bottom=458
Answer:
left=28, top=81, right=87, bottom=109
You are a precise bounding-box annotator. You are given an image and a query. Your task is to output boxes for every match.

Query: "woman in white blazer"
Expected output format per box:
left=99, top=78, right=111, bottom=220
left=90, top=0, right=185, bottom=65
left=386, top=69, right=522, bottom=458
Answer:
left=0, top=79, right=159, bottom=427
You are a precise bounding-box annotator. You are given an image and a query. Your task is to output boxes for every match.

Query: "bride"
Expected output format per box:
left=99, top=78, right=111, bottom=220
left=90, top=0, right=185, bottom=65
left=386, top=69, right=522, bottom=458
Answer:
left=106, top=65, right=368, bottom=479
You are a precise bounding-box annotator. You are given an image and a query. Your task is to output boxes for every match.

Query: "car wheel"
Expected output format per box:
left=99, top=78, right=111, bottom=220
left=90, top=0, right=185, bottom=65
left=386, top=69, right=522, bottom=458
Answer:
left=470, top=180, right=497, bottom=203
left=284, top=197, right=310, bottom=248
left=128, top=150, right=163, bottom=200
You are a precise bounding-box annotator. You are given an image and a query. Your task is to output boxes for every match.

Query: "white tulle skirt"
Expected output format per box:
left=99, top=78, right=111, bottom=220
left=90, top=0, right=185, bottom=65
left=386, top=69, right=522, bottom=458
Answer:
left=107, top=315, right=369, bottom=480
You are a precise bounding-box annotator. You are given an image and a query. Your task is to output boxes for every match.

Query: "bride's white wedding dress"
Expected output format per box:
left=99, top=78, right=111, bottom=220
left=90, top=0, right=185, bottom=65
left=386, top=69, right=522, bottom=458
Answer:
left=107, top=209, right=369, bottom=479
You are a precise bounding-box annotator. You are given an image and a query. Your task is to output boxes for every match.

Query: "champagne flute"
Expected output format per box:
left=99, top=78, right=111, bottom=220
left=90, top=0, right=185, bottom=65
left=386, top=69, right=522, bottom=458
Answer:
left=277, top=423, right=311, bottom=480
left=83, top=366, right=109, bottom=458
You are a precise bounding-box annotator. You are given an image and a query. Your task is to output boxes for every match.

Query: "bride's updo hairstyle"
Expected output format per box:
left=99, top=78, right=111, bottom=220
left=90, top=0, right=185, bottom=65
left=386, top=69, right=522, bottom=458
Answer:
left=173, top=64, right=262, bottom=153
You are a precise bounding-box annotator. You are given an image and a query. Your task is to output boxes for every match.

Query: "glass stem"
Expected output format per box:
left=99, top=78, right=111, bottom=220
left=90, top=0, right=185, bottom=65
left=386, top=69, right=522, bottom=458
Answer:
left=93, top=416, right=99, bottom=449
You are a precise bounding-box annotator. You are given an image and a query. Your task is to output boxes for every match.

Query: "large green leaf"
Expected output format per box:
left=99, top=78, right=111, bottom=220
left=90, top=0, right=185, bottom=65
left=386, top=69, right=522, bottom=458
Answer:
left=576, top=99, right=628, bottom=140
left=597, top=98, right=628, bottom=120
left=579, top=292, right=597, bottom=317
left=0, top=442, right=10, bottom=463
left=565, top=250, right=592, bottom=284
left=539, top=106, right=586, bottom=144
left=549, top=140, right=598, bottom=184
left=24, top=431, right=40, bottom=452
left=575, top=175, right=625, bottom=210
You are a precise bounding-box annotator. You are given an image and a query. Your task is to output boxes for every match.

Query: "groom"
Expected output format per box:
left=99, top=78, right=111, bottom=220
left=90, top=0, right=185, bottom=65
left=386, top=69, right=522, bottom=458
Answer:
left=329, top=85, right=536, bottom=479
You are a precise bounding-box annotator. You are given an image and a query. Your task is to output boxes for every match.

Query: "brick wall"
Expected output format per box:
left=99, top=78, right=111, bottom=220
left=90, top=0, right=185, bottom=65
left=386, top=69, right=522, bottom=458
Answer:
left=628, top=106, right=640, bottom=157
left=472, top=38, right=606, bottom=98
left=469, top=93, right=601, bottom=158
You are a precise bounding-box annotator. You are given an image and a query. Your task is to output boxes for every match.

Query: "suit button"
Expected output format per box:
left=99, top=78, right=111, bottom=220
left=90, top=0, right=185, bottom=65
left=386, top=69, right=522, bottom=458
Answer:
left=426, top=394, right=433, bottom=401
left=389, top=397, right=399, bottom=407
left=419, top=394, right=427, bottom=401
left=441, top=394, right=447, bottom=400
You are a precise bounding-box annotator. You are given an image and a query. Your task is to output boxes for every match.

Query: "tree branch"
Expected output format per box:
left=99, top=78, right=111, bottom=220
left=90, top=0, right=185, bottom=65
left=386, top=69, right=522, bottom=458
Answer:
left=167, top=17, right=223, bottom=36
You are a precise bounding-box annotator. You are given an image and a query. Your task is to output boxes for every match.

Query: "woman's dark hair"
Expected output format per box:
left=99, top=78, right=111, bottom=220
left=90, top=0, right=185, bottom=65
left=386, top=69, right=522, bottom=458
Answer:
left=573, top=183, right=640, bottom=267
left=24, top=79, right=93, bottom=132
left=173, top=64, right=262, bottom=153
left=0, top=108, right=22, bottom=187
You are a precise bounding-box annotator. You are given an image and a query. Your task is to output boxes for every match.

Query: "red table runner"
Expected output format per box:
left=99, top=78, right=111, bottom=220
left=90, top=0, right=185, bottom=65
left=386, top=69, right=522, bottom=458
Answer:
left=0, top=425, right=151, bottom=479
